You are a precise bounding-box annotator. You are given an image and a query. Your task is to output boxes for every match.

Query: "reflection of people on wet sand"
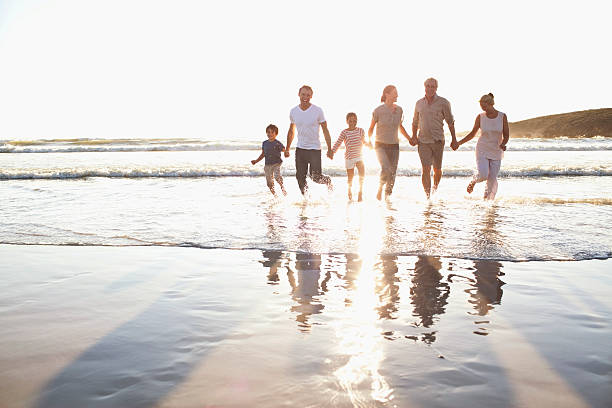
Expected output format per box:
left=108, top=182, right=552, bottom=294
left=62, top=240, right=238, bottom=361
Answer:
left=285, top=253, right=326, bottom=331
left=410, top=256, right=450, bottom=337
left=339, top=253, right=362, bottom=305
left=261, top=250, right=284, bottom=284
left=467, top=260, right=505, bottom=316
left=375, top=255, right=400, bottom=320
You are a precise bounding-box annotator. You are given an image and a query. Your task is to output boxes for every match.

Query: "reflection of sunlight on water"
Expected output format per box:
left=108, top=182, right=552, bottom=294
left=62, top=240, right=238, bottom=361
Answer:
left=332, top=205, right=394, bottom=405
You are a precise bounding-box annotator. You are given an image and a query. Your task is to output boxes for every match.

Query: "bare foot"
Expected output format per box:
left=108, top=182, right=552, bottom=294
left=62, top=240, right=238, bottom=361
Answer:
left=376, top=186, right=383, bottom=201
left=348, top=190, right=352, bottom=201
left=467, top=180, right=476, bottom=194
left=358, top=192, right=363, bottom=202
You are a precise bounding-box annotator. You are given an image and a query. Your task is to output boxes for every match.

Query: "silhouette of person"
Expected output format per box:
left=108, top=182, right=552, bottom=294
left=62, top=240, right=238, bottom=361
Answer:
left=410, top=256, right=450, bottom=343
left=286, top=253, right=326, bottom=331
left=468, top=260, right=505, bottom=316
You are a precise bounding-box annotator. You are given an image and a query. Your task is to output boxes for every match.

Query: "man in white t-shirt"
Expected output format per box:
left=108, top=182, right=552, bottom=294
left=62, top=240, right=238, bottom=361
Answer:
left=285, top=85, right=333, bottom=195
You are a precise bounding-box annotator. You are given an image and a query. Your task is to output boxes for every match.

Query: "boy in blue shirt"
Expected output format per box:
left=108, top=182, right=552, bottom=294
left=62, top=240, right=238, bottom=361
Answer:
left=251, top=124, right=287, bottom=196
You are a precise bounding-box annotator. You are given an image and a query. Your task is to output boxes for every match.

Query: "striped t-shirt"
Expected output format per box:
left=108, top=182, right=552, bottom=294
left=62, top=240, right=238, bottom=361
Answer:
left=332, top=128, right=366, bottom=160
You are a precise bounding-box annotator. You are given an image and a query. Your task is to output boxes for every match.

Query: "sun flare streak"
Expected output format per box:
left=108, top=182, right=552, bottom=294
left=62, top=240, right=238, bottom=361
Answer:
left=332, top=208, right=393, bottom=405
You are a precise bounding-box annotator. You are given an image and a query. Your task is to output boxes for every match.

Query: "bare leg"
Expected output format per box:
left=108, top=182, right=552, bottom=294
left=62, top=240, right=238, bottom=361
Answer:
left=421, top=164, right=432, bottom=198
left=467, top=179, right=476, bottom=193
left=275, top=174, right=286, bottom=196
left=356, top=161, right=365, bottom=202
left=267, top=183, right=276, bottom=196
left=347, top=168, right=354, bottom=200
left=433, top=168, right=442, bottom=192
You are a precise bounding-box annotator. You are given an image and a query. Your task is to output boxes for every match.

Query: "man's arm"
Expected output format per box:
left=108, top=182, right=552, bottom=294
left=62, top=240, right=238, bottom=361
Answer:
left=285, top=123, right=295, bottom=157
left=445, top=100, right=457, bottom=146
left=411, top=105, right=419, bottom=144
left=448, top=121, right=457, bottom=146
left=320, top=121, right=332, bottom=157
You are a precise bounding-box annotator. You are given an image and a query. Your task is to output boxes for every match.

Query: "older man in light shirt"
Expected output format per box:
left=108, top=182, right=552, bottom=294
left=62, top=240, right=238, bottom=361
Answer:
left=412, top=78, right=457, bottom=198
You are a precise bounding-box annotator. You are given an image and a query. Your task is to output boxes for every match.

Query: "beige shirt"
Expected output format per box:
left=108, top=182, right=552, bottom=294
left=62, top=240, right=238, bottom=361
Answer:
left=372, top=104, right=403, bottom=144
left=412, top=95, right=454, bottom=143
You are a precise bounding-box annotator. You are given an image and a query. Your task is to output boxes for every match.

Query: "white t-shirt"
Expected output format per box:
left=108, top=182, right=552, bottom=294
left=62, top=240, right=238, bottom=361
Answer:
left=290, top=104, right=326, bottom=150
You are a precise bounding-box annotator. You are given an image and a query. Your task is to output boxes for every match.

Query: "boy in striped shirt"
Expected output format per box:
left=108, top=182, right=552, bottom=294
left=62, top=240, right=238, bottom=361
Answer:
left=330, top=112, right=370, bottom=201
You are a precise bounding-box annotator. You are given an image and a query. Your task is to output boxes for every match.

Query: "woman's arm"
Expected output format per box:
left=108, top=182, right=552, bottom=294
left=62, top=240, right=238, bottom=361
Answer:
left=399, top=123, right=411, bottom=141
left=457, top=115, right=481, bottom=147
left=368, top=117, right=376, bottom=144
left=500, top=113, right=509, bottom=150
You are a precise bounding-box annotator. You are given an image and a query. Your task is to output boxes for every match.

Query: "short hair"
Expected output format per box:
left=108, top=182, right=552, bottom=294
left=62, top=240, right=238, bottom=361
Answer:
left=346, top=112, right=357, bottom=121
left=380, top=85, right=396, bottom=103
left=479, top=93, right=495, bottom=105
left=298, top=85, right=313, bottom=94
left=424, top=77, right=438, bottom=87
left=266, top=124, right=279, bottom=134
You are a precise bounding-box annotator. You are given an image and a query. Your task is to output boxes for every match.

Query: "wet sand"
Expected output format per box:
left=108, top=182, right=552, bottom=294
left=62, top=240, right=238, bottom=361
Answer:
left=1, top=245, right=611, bottom=408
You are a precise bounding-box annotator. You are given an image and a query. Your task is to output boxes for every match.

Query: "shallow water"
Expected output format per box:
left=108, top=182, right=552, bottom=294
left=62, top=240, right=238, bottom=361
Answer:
left=0, top=246, right=610, bottom=408
left=1, top=175, right=611, bottom=261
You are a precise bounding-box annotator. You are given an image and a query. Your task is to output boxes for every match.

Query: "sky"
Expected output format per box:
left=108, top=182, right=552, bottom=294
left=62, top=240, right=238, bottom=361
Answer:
left=0, top=0, right=610, bottom=141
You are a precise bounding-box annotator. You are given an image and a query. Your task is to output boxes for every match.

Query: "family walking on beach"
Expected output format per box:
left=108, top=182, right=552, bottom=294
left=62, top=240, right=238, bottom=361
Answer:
left=252, top=78, right=509, bottom=201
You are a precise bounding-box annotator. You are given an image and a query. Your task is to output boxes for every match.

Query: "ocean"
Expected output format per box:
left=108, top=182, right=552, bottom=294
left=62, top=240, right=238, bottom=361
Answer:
left=1, top=136, right=611, bottom=261
left=1, top=136, right=611, bottom=408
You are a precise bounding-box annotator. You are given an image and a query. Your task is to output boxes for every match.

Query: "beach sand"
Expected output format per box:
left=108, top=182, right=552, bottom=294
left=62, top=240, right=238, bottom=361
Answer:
left=1, top=245, right=611, bottom=408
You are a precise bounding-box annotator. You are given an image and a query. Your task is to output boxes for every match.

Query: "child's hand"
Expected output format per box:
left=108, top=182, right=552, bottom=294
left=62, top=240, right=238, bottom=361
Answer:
left=251, top=160, right=257, bottom=165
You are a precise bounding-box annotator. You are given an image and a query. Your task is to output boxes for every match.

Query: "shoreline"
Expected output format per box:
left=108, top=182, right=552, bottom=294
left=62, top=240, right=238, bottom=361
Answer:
left=0, top=243, right=609, bottom=263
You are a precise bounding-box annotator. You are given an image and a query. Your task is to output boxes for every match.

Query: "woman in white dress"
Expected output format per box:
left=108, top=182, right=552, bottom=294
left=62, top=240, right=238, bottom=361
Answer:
left=452, top=93, right=509, bottom=200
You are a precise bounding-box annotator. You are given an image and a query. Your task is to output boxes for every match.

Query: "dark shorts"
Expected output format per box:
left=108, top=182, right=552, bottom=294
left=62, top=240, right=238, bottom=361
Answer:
left=418, top=141, right=444, bottom=169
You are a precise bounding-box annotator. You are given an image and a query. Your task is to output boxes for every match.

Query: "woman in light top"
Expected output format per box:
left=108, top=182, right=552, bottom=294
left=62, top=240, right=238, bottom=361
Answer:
left=452, top=93, right=509, bottom=200
left=368, top=85, right=414, bottom=200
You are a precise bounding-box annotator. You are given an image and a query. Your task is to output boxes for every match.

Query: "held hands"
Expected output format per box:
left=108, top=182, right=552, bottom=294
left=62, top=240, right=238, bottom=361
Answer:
left=500, top=144, right=507, bottom=151
left=284, top=150, right=290, bottom=158
left=409, top=136, right=418, bottom=146
left=326, top=150, right=334, bottom=160
left=450, top=140, right=459, bottom=151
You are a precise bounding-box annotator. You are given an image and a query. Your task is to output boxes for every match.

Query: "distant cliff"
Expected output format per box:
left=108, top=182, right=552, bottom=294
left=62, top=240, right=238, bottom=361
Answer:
left=509, top=108, right=612, bottom=138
